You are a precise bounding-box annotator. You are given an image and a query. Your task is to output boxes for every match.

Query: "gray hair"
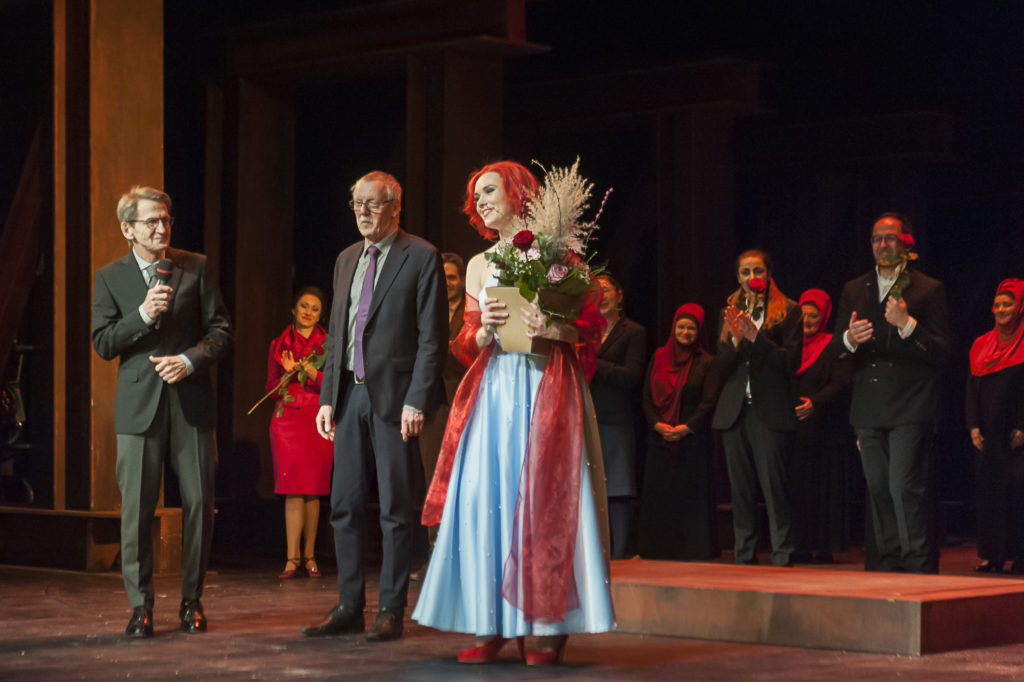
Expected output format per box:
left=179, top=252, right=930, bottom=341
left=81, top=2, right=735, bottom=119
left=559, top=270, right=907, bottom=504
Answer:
left=117, top=185, right=171, bottom=223
left=350, top=171, right=402, bottom=207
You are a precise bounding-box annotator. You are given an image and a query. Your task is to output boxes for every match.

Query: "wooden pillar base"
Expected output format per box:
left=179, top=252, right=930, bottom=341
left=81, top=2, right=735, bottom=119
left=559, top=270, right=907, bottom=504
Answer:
left=0, top=506, right=182, bottom=573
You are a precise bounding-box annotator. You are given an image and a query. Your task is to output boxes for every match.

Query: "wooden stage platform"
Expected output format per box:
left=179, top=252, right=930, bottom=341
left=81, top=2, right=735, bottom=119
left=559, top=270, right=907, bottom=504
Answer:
left=611, top=560, right=1024, bottom=656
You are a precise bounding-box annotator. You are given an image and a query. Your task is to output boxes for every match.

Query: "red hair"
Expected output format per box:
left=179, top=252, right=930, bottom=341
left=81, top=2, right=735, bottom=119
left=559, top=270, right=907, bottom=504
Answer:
left=463, top=160, right=540, bottom=240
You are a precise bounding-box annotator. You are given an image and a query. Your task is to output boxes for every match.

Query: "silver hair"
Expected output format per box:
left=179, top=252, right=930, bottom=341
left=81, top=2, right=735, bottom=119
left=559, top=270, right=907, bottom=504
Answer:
left=350, top=171, right=402, bottom=206
left=117, top=185, right=171, bottom=223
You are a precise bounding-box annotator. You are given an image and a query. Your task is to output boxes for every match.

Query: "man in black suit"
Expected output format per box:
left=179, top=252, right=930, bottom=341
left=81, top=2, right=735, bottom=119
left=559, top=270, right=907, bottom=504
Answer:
left=92, top=186, right=232, bottom=637
left=302, top=171, right=447, bottom=641
left=831, top=213, right=949, bottom=573
left=712, top=250, right=803, bottom=567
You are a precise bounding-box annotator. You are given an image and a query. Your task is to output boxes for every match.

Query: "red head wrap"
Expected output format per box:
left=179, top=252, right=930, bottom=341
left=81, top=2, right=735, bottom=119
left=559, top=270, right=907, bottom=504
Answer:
left=797, top=289, right=833, bottom=375
left=970, top=278, right=1024, bottom=376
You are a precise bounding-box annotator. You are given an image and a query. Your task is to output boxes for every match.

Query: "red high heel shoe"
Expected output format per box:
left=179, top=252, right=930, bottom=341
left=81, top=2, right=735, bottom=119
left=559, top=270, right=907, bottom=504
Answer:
left=457, top=635, right=525, bottom=663
left=278, top=557, right=302, bottom=579
left=526, top=635, right=568, bottom=666
left=303, top=557, right=323, bottom=578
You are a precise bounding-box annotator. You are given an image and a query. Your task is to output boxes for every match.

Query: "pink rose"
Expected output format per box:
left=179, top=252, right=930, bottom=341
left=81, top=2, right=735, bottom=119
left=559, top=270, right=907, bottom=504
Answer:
left=748, top=277, right=767, bottom=294
left=898, top=233, right=915, bottom=248
left=547, top=263, right=569, bottom=284
left=512, top=230, right=534, bottom=250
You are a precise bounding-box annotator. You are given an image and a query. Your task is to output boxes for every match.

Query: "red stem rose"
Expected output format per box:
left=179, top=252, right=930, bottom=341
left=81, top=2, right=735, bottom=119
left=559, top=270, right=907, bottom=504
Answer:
left=512, top=230, right=534, bottom=250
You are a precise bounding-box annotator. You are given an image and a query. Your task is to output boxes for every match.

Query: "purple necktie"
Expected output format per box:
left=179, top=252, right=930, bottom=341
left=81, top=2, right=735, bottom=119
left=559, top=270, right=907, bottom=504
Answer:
left=353, top=245, right=380, bottom=380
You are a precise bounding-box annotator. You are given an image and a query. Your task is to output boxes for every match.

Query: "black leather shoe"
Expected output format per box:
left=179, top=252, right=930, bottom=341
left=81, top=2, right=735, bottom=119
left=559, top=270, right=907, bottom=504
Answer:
left=366, top=607, right=403, bottom=641
left=974, top=561, right=1004, bottom=574
left=301, top=604, right=365, bottom=637
left=126, top=606, right=153, bottom=638
left=179, top=599, right=207, bottom=633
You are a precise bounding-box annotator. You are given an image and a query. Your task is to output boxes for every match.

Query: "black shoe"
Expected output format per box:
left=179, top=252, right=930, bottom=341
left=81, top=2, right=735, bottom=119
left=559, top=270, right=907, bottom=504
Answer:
left=366, top=607, right=403, bottom=642
left=126, top=606, right=153, bottom=638
left=179, top=599, right=207, bottom=633
left=301, top=604, right=365, bottom=637
left=974, top=560, right=1004, bottom=574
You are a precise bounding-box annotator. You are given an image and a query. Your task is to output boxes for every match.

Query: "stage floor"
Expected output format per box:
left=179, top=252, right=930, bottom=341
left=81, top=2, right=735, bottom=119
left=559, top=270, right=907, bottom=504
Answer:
left=3, top=547, right=1024, bottom=681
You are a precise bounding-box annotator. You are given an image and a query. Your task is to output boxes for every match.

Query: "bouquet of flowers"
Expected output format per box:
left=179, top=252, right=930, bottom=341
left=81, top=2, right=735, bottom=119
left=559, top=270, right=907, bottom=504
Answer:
left=484, top=158, right=610, bottom=323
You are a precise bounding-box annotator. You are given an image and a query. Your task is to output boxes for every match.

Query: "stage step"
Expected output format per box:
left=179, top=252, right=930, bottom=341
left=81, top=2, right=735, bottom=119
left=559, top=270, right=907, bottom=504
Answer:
left=611, top=560, right=1024, bottom=655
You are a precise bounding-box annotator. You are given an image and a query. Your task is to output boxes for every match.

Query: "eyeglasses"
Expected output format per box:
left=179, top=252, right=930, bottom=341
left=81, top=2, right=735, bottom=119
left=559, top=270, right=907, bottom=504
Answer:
left=132, top=217, right=174, bottom=229
left=870, top=234, right=900, bottom=245
left=348, top=199, right=394, bottom=213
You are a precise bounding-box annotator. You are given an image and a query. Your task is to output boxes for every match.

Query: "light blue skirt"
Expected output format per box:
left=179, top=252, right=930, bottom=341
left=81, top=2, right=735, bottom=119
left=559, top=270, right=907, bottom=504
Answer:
left=411, top=347, right=615, bottom=636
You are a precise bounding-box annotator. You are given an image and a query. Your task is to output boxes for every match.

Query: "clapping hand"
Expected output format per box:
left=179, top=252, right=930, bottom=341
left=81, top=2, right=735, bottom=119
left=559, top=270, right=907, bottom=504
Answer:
left=847, top=311, right=873, bottom=348
left=724, top=305, right=757, bottom=345
left=795, top=396, right=814, bottom=421
left=280, top=350, right=298, bottom=372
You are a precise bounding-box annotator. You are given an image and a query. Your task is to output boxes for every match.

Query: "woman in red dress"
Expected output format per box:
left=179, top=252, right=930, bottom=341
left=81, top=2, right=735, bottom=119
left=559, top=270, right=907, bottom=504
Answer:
left=266, top=286, right=333, bottom=578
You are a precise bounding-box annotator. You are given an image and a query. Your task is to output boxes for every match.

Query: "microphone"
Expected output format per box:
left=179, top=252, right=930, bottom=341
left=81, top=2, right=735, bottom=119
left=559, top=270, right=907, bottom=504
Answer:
left=154, top=258, right=173, bottom=285
left=153, top=258, right=173, bottom=329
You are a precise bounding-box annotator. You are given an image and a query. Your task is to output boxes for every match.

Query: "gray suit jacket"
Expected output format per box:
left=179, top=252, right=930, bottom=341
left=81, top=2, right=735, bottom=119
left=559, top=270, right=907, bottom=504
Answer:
left=319, top=229, right=447, bottom=423
left=91, top=247, right=233, bottom=434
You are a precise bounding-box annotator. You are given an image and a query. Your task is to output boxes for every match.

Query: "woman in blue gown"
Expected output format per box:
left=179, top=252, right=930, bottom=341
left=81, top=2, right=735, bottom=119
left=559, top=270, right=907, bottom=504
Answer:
left=412, top=160, right=615, bottom=665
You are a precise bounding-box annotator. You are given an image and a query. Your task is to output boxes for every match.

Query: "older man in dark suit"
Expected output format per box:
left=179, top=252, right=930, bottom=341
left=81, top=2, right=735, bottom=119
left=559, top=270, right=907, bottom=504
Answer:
left=92, top=186, right=232, bottom=637
left=302, top=171, right=447, bottom=642
left=831, top=212, right=949, bottom=573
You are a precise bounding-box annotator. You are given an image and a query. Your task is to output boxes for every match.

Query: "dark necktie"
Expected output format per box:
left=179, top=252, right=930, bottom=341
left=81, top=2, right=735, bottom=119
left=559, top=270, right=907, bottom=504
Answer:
left=353, top=245, right=380, bottom=380
left=144, top=263, right=156, bottom=288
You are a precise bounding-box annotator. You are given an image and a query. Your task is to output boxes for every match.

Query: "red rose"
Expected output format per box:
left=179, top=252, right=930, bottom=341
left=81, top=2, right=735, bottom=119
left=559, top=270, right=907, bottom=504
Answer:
left=898, top=233, right=915, bottom=248
left=512, top=230, right=534, bottom=250
left=749, top=277, right=767, bottom=294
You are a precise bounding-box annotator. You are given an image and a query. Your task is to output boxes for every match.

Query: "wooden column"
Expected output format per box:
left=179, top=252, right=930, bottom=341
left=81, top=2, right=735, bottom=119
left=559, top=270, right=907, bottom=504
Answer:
left=205, top=78, right=296, bottom=499
left=405, top=49, right=504, bottom=258
left=46, top=0, right=179, bottom=570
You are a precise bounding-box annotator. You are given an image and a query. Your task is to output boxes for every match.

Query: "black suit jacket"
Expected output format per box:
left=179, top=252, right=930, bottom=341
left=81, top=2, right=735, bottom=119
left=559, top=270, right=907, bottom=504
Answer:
left=711, top=301, right=803, bottom=432
left=590, top=317, right=647, bottom=426
left=320, top=229, right=447, bottom=423
left=830, top=267, right=949, bottom=428
left=91, top=247, right=232, bottom=434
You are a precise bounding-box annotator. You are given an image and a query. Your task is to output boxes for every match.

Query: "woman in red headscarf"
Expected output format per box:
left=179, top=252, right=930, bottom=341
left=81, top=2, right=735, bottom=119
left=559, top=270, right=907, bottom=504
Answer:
left=967, top=278, right=1024, bottom=574
left=637, top=304, right=720, bottom=560
left=790, top=289, right=853, bottom=563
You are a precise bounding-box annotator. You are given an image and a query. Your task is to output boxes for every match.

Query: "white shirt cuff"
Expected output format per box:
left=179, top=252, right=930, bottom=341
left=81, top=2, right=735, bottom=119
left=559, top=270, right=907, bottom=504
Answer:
left=898, top=316, right=917, bottom=339
left=139, top=305, right=155, bottom=326
left=403, top=404, right=422, bottom=414
left=179, top=354, right=194, bottom=376
left=843, top=329, right=858, bottom=352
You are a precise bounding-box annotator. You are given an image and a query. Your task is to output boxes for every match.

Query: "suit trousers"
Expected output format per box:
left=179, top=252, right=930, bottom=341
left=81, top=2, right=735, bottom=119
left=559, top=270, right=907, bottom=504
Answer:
left=116, top=385, right=217, bottom=609
left=330, top=380, right=423, bottom=611
left=856, top=424, right=937, bottom=573
left=721, top=403, right=795, bottom=566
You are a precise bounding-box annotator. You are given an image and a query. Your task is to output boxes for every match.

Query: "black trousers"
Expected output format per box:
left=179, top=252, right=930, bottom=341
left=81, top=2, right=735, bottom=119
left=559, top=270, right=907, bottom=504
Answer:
left=856, top=423, right=938, bottom=574
left=330, top=381, right=423, bottom=610
left=720, top=403, right=795, bottom=566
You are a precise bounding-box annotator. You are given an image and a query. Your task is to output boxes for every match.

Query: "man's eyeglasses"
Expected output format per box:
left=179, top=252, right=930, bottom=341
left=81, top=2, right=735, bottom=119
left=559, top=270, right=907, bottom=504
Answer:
left=348, top=199, right=395, bottom=213
left=870, top=234, right=900, bottom=245
left=132, top=217, right=174, bottom=229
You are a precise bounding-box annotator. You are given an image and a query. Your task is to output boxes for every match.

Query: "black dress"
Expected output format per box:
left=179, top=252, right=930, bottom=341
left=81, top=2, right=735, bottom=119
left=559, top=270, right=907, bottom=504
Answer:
left=791, top=350, right=854, bottom=558
left=966, top=362, right=1024, bottom=566
left=637, top=353, right=720, bottom=560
